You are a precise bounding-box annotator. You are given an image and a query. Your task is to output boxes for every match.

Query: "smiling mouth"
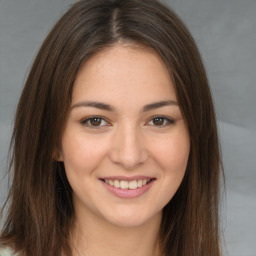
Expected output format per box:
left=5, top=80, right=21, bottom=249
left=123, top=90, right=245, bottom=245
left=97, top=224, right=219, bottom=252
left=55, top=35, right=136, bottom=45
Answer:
left=101, top=178, right=154, bottom=190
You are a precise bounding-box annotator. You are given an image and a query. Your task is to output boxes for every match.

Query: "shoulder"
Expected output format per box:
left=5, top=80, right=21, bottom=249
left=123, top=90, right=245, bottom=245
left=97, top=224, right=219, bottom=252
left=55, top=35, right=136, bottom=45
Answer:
left=0, top=247, right=18, bottom=256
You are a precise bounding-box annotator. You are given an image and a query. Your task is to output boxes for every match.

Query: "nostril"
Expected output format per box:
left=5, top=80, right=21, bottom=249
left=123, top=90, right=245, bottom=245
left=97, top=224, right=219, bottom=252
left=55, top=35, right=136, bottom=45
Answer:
left=108, top=132, right=148, bottom=169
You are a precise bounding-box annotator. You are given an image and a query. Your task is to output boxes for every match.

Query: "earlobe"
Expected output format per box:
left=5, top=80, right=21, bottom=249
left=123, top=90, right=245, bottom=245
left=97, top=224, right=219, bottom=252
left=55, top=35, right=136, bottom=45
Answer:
left=53, top=148, right=63, bottom=162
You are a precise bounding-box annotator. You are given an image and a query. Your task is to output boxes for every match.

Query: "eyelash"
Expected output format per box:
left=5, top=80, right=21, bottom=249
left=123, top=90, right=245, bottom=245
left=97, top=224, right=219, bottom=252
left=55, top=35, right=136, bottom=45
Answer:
left=80, top=116, right=110, bottom=128
left=147, top=116, right=175, bottom=127
left=80, top=116, right=175, bottom=128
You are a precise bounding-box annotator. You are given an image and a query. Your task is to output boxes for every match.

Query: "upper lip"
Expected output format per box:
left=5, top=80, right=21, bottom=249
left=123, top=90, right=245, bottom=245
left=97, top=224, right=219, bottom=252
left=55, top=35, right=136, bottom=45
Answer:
left=99, top=175, right=155, bottom=181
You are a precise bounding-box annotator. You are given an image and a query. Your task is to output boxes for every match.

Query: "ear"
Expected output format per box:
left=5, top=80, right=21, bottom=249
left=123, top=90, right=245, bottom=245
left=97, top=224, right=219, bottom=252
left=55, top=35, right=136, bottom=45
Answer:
left=52, top=147, right=63, bottom=162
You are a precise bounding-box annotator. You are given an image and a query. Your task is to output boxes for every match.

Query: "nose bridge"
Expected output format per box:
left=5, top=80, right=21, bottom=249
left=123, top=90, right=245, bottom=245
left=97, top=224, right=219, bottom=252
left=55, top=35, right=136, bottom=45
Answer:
left=109, top=122, right=147, bottom=169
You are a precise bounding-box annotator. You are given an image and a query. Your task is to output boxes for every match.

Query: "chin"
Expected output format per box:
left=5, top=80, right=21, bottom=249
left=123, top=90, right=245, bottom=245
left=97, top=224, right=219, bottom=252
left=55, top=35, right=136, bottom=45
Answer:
left=102, top=208, right=162, bottom=228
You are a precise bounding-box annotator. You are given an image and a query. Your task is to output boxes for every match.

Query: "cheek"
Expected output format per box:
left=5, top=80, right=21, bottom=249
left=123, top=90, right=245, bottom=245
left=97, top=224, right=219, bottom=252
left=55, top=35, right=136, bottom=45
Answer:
left=151, top=132, right=190, bottom=174
left=151, top=133, right=190, bottom=206
left=61, top=134, right=110, bottom=202
left=61, top=133, right=109, bottom=175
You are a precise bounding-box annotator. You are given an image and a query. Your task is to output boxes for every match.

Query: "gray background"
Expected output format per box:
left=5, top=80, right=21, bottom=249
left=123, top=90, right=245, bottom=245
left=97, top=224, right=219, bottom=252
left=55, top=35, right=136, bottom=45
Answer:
left=0, top=0, right=255, bottom=255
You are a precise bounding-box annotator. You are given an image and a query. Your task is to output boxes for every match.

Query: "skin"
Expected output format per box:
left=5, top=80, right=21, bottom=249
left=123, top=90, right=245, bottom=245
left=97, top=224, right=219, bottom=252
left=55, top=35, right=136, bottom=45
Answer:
left=58, top=43, right=190, bottom=256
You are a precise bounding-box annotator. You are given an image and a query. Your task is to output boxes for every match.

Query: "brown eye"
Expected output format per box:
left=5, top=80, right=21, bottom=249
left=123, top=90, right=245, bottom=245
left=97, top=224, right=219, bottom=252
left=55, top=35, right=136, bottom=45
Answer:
left=152, top=117, right=165, bottom=126
left=90, top=118, right=102, bottom=126
left=148, top=116, right=174, bottom=127
left=81, top=117, right=109, bottom=127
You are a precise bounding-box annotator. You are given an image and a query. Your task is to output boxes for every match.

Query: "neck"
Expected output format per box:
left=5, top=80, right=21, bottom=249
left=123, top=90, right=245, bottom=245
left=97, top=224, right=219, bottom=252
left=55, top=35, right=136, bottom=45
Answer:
left=70, top=207, right=163, bottom=256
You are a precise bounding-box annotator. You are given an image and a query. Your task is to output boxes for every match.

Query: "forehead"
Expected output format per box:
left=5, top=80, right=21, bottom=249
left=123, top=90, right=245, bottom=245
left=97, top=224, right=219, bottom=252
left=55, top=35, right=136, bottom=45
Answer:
left=72, top=43, right=176, bottom=106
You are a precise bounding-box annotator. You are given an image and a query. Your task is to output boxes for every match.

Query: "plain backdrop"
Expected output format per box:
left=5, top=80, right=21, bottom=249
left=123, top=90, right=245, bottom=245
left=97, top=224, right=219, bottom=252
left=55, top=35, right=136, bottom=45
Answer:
left=0, top=0, right=255, bottom=255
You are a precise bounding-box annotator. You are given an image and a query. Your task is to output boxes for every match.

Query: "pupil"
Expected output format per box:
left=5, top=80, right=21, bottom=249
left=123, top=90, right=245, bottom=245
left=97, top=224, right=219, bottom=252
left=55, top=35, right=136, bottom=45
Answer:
left=153, top=118, right=164, bottom=125
left=91, top=118, right=101, bottom=126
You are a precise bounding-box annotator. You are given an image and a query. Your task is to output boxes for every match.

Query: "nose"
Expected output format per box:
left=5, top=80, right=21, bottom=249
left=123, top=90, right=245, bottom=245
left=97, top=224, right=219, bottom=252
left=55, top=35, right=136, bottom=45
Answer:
left=109, top=124, right=148, bottom=170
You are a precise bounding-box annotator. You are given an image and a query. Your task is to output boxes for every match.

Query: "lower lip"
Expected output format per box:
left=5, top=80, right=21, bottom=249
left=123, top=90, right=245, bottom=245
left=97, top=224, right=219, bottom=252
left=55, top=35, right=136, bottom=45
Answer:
left=100, top=180, right=155, bottom=198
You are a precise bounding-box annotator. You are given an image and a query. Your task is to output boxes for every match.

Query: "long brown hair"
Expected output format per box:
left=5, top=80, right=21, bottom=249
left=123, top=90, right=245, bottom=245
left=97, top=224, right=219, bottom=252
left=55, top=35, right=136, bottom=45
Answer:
left=0, top=0, right=223, bottom=255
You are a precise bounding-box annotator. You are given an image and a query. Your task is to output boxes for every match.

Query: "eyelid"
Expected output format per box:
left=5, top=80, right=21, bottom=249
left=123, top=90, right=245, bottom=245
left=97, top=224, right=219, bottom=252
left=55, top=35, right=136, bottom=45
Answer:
left=80, top=116, right=111, bottom=128
left=79, top=115, right=174, bottom=128
left=146, top=116, right=175, bottom=127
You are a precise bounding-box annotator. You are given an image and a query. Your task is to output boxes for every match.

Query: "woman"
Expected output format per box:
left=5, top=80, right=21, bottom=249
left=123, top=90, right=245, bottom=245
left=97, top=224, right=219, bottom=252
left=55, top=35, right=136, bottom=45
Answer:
left=0, top=0, right=223, bottom=255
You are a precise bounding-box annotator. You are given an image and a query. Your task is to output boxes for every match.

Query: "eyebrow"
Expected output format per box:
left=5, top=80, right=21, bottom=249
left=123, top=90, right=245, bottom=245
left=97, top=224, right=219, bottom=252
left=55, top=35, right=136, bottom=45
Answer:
left=142, top=100, right=179, bottom=112
left=71, top=100, right=178, bottom=112
left=71, top=101, right=115, bottom=111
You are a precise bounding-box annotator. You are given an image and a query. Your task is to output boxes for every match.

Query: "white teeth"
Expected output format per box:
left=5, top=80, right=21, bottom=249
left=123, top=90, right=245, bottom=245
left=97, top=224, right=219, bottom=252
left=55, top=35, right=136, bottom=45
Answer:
left=120, top=180, right=129, bottom=189
left=128, top=180, right=137, bottom=190
left=114, top=180, right=119, bottom=188
left=104, top=179, right=151, bottom=189
left=137, top=180, right=142, bottom=187
left=142, top=179, right=147, bottom=185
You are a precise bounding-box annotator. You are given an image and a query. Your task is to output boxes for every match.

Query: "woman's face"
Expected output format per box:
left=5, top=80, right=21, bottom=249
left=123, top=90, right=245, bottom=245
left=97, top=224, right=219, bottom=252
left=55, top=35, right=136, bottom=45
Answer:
left=58, top=44, right=190, bottom=227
